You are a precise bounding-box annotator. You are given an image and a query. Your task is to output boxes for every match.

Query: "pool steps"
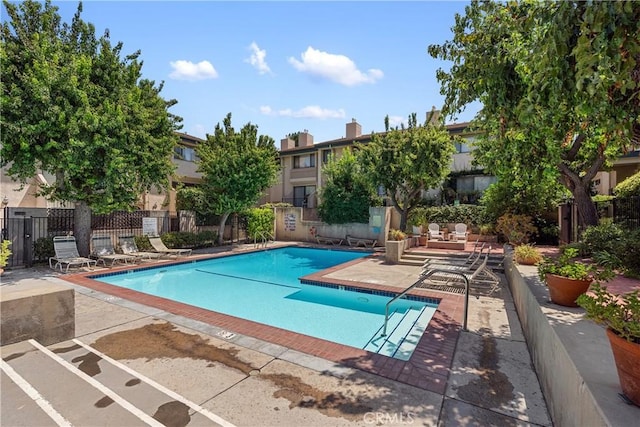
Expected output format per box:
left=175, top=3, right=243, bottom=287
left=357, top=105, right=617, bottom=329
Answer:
left=363, top=306, right=430, bottom=360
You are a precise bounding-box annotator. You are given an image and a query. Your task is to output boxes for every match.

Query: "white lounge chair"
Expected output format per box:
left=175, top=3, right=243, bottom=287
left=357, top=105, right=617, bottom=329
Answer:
left=315, top=235, right=343, bottom=246
left=428, top=223, right=445, bottom=240
left=49, top=236, right=97, bottom=272
left=346, top=235, right=377, bottom=248
left=452, top=223, right=469, bottom=242
left=119, top=235, right=164, bottom=261
left=148, top=236, right=192, bottom=257
left=91, top=235, right=137, bottom=267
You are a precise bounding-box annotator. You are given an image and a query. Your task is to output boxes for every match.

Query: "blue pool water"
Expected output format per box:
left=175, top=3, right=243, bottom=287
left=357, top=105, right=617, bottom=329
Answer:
left=94, top=247, right=437, bottom=360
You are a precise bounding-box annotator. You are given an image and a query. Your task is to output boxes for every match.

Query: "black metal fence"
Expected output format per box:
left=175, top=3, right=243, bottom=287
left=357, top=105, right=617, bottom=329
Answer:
left=1, top=208, right=171, bottom=268
left=613, top=196, right=640, bottom=230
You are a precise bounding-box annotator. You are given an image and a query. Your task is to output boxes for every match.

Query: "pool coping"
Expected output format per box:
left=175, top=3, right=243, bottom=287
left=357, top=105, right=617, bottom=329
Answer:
left=60, top=248, right=464, bottom=395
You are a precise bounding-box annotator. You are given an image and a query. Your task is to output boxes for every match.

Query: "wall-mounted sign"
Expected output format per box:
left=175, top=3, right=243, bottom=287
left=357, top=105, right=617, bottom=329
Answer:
left=284, top=213, right=296, bottom=231
left=142, top=217, right=158, bottom=236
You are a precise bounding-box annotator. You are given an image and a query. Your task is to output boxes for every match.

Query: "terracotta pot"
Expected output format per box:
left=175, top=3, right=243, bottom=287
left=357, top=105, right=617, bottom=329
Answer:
left=544, top=273, right=592, bottom=307
left=606, top=328, right=640, bottom=406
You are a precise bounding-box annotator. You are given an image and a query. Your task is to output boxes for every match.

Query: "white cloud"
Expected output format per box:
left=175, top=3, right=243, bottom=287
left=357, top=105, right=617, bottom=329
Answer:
left=260, top=105, right=345, bottom=119
left=245, top=42, right=271, bottom=75
left=169, top=60, right=218, bottom=81
left=288, top=46, right=383, bottom=86
left=387, top=116, right=406, bottom=128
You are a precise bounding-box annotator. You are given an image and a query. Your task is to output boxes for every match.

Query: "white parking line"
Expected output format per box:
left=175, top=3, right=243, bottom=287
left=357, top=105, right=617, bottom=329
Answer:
left=28, top=340, right=164, bottom=427
left=72, top=338, right=236, bottom=427
left=1, top=359, right=73, bottom=427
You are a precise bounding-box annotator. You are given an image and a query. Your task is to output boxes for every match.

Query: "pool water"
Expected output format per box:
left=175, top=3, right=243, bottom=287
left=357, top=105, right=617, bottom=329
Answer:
left=94, top=247, right=437, bottom=360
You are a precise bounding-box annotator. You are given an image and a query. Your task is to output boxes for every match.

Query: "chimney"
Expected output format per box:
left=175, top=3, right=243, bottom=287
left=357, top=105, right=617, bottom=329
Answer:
left=346, top=118, right=361, bottom=139
left=280, top=137, right=294, bottom=151
left=298, top=129, right=314, bottom=147
left=427, top=106, right=441, bottom=124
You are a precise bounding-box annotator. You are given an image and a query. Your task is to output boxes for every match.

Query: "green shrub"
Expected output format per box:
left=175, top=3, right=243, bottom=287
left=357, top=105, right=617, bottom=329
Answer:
left=580, top=219, right=624, bottom=255
left=0, top=240, right=12, bottom=268
left=159, top=231, right=218, bottom=249
left=134, top=235, right=152, bottom=251
left=421, top=204, right=488, bottom=227
left=614, top=171, right=640, bottom=197
left=34, top=237, right=55, bottom=261
left=246, top=207, right=275, bottom=240
left=617, top=229, right=640, bottom=278
left=496, top=213, right=537, bottom=245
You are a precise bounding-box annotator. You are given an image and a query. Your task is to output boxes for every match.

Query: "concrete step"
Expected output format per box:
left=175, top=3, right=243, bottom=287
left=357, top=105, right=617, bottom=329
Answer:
left=1, top=339, right=229, bottom=427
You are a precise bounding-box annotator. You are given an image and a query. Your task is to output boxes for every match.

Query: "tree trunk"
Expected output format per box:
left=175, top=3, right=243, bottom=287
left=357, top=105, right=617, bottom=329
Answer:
left=74, top=201, right=92, bottom=257
left=217, top=212, right=230, bottom=246
left=572, top=184, right=599, bottom=228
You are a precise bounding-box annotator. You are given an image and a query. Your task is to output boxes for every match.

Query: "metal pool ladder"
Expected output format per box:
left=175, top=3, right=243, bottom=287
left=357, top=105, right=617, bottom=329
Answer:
left=382, top=269, right=470, bottom=336
left=253, top=231, right=274, bottom=248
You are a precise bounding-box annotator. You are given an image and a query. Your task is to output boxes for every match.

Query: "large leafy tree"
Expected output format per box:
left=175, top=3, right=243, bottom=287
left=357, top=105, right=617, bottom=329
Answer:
left=428, top=0, right=640, bottom=228
left=317, top=148, right=381, bottom=224
left=1, top=1, right=181, bottom=255
left=358, top=112, right=456, bottom=231
left=196, top=113, right=280, bottom=245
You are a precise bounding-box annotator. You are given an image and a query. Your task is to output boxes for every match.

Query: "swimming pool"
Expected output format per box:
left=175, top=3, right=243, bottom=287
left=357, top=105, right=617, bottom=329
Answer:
left=92, top=247, right=437, bottom=360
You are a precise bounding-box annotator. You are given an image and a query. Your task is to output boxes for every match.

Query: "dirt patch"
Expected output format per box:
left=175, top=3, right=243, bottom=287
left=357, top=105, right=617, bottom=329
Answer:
left=457, top=334, right=514, bottom=407
left=91, top=322, right=255, bottom=375
left=262, top=373, right=372, bottom=421
left=91, top=322, right=372, bottom=421
left=72, top=351, right=102, bottom=377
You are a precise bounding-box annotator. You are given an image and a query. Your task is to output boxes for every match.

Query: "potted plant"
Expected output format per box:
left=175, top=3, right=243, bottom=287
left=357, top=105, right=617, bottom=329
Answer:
left=0, top=240, right=12, bottom=275
left=385, top=229, right=407, bottom=264
left=577, top=283, right=640, bottom=406
left=514, top=243, right=542, bottom=265
left=537, top=247, right=613, bottom=307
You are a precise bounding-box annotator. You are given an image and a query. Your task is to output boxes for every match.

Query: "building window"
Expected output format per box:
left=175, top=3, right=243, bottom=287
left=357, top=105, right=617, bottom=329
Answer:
left=322, top=150, right=332, bottom=164
left=293, top=185, right=316, bottom=207
left=293, top=154, right=316, bottom=168
left=174, top=146, right=198, bottom=162
left=455, top=141, right=471, bottom=153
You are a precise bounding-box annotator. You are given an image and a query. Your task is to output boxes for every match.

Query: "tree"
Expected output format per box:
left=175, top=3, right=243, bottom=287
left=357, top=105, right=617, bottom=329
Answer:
left=196, top=113, right=280, bottom=245
left=428, top=0, right=640, bottom=228
left=1, top=0, right=181, bottom=255
left=358, top=112, right=456, bottom=231
left=317, top=148, right=381, bottom=224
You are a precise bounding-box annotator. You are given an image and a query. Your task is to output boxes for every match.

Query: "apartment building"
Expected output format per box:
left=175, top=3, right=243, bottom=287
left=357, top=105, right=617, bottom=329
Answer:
left=260, top=116, right=490, bottom=208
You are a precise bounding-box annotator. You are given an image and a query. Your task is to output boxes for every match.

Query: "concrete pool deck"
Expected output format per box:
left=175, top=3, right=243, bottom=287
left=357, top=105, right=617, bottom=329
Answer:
left=1, top=241, right=637, bottom=426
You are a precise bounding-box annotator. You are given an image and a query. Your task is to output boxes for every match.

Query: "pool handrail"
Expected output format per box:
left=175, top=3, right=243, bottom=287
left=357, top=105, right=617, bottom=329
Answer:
left=382, top=269, right=470, bottom=337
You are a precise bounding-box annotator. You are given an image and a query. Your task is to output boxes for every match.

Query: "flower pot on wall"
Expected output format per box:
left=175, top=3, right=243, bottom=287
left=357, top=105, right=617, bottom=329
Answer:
left=606, top=328, right=640, bottom=406
left=545, top=273, right=592, bottom=307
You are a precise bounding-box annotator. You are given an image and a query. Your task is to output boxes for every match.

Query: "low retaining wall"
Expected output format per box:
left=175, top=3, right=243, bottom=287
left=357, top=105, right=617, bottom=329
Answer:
left=504, top=248, right=610, bottom=427
left=1, top=281, right=75, bottom=346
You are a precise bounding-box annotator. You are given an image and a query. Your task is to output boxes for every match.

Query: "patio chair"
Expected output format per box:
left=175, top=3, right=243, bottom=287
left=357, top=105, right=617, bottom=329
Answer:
left=315, top=235, right=343, bottom=246
left=452, top=223, right=469, bottom=242
left=49, top=236, right=98, bottom=272
left=119, top=235, right=164, bottom=261
left=91, top=235, right=137, bottom=267
left=428, top=223, right=445, bottom=240
left=346, top=235, right=377, bottom=248
left=148, top=236, right=192, bottom=257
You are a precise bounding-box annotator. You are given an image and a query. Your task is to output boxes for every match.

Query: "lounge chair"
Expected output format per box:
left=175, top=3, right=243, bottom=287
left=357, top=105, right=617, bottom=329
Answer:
left=315, top=235, right=343, bottom=246
left=148, top=236, right=192, bottom=257
left=420, top=246, right=501, bottom=295
left=119, top=235, right=164, bottom=261
left=346, top=235, right=377, bottom=248
left=49, top=236, right=98, bottom=272
left=451, top=223, right=469, bottom=242
left=91, top=235, right=137, bottom=267
left=428, top=223, right=445, bottom=240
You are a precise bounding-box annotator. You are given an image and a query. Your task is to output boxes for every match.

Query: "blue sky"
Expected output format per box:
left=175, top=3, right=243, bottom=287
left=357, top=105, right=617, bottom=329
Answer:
left=46, top=1, right=478, bottom=143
